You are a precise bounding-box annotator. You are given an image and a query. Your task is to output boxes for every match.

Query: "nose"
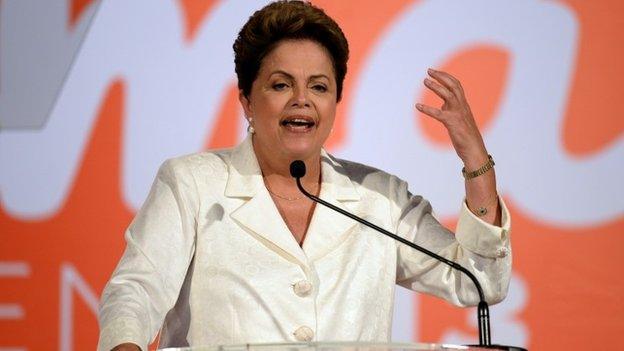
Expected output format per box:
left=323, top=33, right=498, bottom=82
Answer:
left=291, top=85, right=310, bottom=108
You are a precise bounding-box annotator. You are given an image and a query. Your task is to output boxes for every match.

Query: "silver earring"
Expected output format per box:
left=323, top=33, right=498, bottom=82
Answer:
left=247, top=118, right=255, bottom=134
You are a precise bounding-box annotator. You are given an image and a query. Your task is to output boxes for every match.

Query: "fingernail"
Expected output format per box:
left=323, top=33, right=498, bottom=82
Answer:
left=428, top=68, right=435, bottom=74
left=416, top=103, right=423, bottom=109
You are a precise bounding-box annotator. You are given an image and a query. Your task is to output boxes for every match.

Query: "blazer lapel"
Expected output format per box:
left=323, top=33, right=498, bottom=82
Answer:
left=226, top=136, right=308, bottom=267
left=303, top=151, right=361, bottom=261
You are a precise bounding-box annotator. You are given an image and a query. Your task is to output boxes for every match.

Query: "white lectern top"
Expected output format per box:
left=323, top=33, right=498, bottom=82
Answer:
left=160, top=341, right=494, bottom=351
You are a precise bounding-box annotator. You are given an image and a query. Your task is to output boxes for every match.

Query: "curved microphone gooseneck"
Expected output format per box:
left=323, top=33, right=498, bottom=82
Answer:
left=289, top=160, right=493, bottom=347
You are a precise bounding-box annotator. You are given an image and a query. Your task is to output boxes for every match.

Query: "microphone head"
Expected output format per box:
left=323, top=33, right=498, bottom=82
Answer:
left=290, top=160, right=306, bottom=178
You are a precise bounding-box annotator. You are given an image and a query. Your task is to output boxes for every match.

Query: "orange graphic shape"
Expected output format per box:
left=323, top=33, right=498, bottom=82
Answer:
left=417, top=46, right=510, bottom=147
left=561, top=0, right=624, bottom=155
left=205, top=82, right=242, bottom=150
left=69, top=0, right=96, bottom=28
left=177, top=0, right=219, bottom=42
left=314, top=0, right=416, bottom=150
left=418, top=200, right=624, bottom=349
left=0, top=80, right=134, bottom=348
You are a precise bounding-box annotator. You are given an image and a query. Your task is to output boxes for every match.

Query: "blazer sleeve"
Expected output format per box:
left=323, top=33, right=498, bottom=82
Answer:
left=392, top=177, right=512, bottom=307
left=97, top=159, right=198, bottom=351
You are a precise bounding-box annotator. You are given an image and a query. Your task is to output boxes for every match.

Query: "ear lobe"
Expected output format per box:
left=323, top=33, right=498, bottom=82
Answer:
left=238, top=90, right=253, bottom=117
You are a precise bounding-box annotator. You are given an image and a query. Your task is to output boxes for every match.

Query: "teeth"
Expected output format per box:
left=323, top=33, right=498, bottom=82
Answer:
left=282, top=118, right=314, bottom=127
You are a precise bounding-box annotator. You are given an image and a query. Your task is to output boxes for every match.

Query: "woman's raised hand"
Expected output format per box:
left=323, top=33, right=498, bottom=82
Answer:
left=416, top=68, right=489, bottom=168
left=417, top=68, right=501, bottom=224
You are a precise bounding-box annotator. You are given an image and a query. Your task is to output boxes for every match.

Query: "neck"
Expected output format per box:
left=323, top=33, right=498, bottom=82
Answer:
left=252, top=137, right=321, bottom=191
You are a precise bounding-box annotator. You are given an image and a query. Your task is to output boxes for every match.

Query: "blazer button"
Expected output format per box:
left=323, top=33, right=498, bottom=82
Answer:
left=293, top=326, right=314, bottom=341
left=496, top=247, right=509, bottom=258
left=293, top=280, right=313, bottom=297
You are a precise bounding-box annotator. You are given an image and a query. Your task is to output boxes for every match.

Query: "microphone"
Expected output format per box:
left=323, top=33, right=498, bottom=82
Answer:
left=290, top=160, right=524, bottom=350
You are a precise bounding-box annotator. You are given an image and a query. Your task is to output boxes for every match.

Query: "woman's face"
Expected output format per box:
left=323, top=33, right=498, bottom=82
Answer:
left=240, top=39, right=337, bottom=163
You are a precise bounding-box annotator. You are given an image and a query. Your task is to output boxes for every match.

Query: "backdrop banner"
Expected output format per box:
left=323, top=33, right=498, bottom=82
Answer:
left=1, top=1, right=622, bottom=350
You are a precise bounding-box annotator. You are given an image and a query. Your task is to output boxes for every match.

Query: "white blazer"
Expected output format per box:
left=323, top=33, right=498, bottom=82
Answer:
left=97, top=136, right=511, bottom=351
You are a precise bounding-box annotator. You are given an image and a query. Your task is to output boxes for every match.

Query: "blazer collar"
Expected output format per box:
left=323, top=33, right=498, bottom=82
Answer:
left=224, top=136, right=263, bottom=198
left=224, top=135, right=360, bottom=202
left=226, top=136, right=362, bottom=265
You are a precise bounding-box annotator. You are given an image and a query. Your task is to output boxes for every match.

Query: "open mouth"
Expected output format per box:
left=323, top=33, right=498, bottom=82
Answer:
left=280, top=116, right=316, bottom=132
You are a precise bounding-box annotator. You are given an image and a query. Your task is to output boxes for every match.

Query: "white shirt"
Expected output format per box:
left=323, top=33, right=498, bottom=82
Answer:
left=97, top=136, right=511, bottom=351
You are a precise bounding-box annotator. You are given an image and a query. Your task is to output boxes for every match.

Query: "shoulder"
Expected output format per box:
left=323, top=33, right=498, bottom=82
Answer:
left=152, top=147, right=237, bottom=205
left=159, top=147, right=233, bottom=181
left=326, top=154, right=408, bottom=198
left=327, top=154, right=423, bottom=226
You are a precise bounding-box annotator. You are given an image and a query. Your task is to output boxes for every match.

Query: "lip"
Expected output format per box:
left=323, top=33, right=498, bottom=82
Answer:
left=280, top=115, right=317, bottom=133
left=280, top=114, right=316, bottom=124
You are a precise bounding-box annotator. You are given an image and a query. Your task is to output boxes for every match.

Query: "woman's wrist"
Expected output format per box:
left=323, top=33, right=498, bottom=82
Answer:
left=462, top=154, right=495, bottom=180
left=460, top=147, right=490, bottom=174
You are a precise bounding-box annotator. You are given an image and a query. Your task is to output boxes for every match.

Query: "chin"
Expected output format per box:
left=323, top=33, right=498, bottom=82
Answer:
left=281, top=139, right=321, bottom=160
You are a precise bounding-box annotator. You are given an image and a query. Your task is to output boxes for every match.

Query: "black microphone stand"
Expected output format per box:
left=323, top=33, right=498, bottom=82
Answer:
left=290, top=161, right=526, bottom=350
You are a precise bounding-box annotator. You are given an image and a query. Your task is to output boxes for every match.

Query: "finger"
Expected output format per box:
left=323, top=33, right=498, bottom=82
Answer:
left=427, top=68, right=461, bottom=89
left=416, top=103, right=444, bottom=122
left=427, top=68, right=465, bottom=99
left=424, top=77, right=456, bottom=104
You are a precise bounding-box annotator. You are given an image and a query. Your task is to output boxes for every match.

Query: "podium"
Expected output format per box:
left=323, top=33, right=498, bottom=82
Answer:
left=159, top=341, right=507, bottom=350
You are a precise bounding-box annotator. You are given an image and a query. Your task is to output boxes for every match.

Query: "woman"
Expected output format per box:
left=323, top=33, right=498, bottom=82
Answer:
left=98, top=1, right=511, bottom=350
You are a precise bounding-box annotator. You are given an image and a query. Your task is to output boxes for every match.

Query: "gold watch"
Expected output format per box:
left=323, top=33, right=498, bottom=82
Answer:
left=462, top=155, right=495, bottom=180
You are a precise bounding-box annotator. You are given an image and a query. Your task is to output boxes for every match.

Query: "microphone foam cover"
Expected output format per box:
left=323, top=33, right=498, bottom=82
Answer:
left=290, top=160, right=306, bottom=178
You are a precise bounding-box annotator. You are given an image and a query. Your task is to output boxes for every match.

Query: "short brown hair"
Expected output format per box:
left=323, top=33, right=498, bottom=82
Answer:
left=233, top=1, right=349, bottom=101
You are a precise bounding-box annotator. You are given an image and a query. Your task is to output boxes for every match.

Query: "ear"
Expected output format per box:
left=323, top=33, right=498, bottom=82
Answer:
left=238, top=90, right=253, bottom=119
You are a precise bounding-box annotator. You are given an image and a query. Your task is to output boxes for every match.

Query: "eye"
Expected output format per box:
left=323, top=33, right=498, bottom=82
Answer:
left=272, top=82, right=288, bottom=91
left=311, top=84, right=327, bottom=93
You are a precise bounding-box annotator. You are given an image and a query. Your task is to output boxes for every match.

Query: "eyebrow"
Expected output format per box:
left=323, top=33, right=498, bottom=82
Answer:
left=269, top=70, right=331, bottom=81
